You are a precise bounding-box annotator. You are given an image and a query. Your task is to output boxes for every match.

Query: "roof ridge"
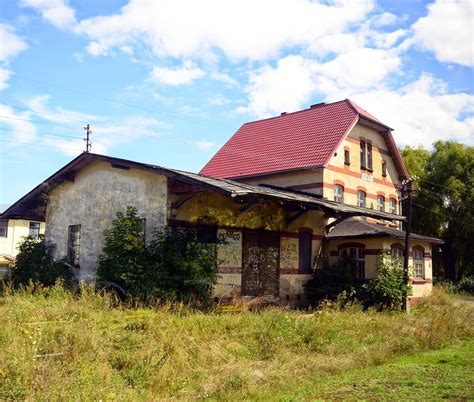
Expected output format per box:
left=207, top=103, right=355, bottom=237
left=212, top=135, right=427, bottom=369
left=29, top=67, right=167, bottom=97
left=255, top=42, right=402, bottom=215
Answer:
left=242, top=99, right=351, bottom=126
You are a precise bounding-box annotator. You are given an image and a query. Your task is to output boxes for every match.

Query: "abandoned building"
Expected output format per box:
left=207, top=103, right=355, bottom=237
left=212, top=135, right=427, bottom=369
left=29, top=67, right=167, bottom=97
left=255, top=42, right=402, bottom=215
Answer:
left=2, top=99, right=442, bottom=303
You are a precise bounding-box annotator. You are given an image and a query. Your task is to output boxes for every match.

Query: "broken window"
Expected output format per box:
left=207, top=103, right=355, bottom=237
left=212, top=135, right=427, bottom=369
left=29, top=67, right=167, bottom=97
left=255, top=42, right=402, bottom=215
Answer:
left=340, top=247, right=365, bottom=279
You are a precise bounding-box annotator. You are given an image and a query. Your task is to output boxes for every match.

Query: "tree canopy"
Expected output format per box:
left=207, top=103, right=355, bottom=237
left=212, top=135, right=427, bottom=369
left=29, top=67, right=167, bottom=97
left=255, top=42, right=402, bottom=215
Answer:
left=400, top=141, right=474, bottom=281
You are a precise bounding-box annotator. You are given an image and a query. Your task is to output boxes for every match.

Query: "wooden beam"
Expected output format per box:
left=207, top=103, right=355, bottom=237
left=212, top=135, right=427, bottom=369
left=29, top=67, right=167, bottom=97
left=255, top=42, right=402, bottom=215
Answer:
left=287, top=210, right=307, bottom=224
left=171, top=192, right=200, bottom=210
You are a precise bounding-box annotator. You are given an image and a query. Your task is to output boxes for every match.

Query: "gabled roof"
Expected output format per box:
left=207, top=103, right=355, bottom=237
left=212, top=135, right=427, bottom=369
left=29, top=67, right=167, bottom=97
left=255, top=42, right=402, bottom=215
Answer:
left=2, top=153, right=405, bottom=222
left=327, top=217, right=443, bottom=245
left=200, top=99, right=408, bottom=179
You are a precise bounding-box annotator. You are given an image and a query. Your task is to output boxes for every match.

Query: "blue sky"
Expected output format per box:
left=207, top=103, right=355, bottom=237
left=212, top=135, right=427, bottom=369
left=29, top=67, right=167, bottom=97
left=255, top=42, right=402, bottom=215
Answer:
left=0, top=0, right=473, bottom=205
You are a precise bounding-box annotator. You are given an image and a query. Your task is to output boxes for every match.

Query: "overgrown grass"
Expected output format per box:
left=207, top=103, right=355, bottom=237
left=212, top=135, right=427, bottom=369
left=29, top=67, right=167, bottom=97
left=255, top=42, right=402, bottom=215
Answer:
left=0, top=284, right=472, bottom=400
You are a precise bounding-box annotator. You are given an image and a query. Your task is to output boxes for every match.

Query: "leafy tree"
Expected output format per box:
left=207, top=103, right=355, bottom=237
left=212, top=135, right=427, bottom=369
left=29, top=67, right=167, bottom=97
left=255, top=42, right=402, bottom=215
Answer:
left=9, top=236, right=74, bottom=288
left=97, top=207, right=218, bottom=303
left=401, top=141, right=474, bottom=280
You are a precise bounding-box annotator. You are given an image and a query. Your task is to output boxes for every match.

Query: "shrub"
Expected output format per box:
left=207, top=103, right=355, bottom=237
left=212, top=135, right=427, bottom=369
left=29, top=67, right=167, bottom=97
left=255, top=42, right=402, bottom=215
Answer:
left=361, top=251, right=411, bottom=310
left=8, top=236, right=74, bottom=288
left=303, top=258, right=358, bottom=306
left=456, top=275, right=474, bottom=294
left=97, top=207, right=218, bottom=303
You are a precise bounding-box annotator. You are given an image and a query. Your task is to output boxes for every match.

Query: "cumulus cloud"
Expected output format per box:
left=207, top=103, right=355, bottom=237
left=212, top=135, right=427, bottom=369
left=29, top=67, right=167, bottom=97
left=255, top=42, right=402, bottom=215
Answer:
left=350, top=74, right=474, bottom=147
left=150, top=61, right=205, bottom=86
left=19, top=0, right=77, bottom=30
left=0, top=24, right=28, bottom=90
left=0, top=104, right=37, bottom=143
left=75, top=0, right=374, bottom=60
left=412, top=0, right=474, bottom=66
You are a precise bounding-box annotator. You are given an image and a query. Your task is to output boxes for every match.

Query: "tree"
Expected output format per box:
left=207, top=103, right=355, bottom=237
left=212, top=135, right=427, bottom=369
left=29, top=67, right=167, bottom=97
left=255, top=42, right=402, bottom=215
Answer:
left=9, top=236, right=74, bottom=288
left=400, top=141, right=474, bottom=281
left=97, top=206, right=218, bottom=303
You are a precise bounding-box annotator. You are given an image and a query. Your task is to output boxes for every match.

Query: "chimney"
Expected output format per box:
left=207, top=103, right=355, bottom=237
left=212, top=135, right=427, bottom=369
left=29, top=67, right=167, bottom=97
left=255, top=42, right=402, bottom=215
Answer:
left=281, top=112, right=287, bottom=116
left=310, top=102, right=325, bottom=109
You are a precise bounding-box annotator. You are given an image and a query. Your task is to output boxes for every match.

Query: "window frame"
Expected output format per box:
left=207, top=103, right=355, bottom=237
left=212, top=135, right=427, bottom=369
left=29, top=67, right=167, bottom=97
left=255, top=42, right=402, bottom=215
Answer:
left=367, top=142, right=373, bottom=170
left=29, top=222, right=41, bottom=240
left=344, top=149, right=350, bottom=166
left=339, top=246, right=365, bottom=279
left=334, top=184, right=344, bottom=204
left=413, top=247, right=425, bottom=279
left=382, top=161, right=387, bottom=177
left=389, top=198, right=397, bottom=214
left=360, top=141, right=367, bottom=169
left=67, top=224, right=81, bottom=268
left=0, top=219, right=8, bottom=238
left=377, top=195, right=385, bottom=212
left=357, top=190, right=367, bottom=208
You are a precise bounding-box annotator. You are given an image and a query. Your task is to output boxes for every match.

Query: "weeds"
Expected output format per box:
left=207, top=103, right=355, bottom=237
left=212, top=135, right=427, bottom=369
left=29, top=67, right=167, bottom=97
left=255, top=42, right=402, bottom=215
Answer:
left=0, top=283, right=472, bottom=400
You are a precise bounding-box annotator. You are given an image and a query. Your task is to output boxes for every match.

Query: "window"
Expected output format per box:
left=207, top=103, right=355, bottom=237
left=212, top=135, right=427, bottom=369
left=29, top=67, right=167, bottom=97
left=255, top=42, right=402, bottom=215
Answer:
left=357, top=190, right=366, bottom=208
left=382, top=161, right=387, bottom=177
left=67, top=225, right=81, bottom=267
left=344, top=150, right=350, bottom=165
left=377, top=195, right=385, bottom=212
left=340, top=247, right=365, bottom=279
left=334, top=184, right=344, bottom=204
left=0, top=220, right=8, bottom=238
left=391, top=244, right=404, bottom=259
left=367, top=143, right=373, bottom=170
left=29, top=222, right=41, bottom=240
left=413, top=248, right=425, bottom=279
left=299, top=230, right=312, bottom=274
left=360, top=141, right=366, bottom=169
left=389, top=198, right=397, bottom=214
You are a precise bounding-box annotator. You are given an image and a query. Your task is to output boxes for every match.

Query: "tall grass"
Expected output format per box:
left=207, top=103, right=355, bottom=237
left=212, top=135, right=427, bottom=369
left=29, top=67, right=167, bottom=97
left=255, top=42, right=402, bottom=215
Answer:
left=0, top=284, right=472, bottom=400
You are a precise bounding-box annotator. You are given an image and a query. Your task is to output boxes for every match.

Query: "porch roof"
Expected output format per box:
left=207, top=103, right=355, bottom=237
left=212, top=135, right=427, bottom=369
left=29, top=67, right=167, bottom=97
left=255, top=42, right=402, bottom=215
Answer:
left=1, top=153, right=405, bottom=222
left=327, top=217, right=443, bottom=244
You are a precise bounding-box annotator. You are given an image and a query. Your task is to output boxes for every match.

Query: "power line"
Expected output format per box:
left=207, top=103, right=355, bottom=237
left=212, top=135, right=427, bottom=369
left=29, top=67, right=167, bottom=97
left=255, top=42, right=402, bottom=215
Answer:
left=0, top=114, right=80, bottom=131
left=12, top=74, right=218, bottom=129
left=0, top=126, right=80, bottom=141
left=0, top=138, right=80, bottom=151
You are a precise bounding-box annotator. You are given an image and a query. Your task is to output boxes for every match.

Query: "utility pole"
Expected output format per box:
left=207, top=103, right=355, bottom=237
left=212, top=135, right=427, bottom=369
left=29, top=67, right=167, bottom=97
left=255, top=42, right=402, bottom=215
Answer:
left=399, top=177, right=415, bottom=312
left=83, top=124, right=92, bottom=153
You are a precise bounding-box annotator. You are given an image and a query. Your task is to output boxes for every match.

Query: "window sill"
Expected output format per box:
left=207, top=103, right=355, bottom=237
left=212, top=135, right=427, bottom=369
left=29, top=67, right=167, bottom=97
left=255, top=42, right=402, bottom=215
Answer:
left=412, top=278, right=430, bottom=284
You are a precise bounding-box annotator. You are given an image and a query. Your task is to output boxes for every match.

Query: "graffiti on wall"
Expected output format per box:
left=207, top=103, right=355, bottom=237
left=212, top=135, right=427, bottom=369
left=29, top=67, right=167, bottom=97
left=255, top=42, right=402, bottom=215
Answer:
left=280, top=237, right=298, bottom=270
left=217, top=229, right=242, bottom=269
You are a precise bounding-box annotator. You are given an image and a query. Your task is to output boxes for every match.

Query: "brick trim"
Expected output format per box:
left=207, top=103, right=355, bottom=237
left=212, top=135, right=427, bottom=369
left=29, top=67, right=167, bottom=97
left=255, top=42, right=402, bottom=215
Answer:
left=326, top=164, right=398, bottom=189
left=333, top=179, right=345, bottom=186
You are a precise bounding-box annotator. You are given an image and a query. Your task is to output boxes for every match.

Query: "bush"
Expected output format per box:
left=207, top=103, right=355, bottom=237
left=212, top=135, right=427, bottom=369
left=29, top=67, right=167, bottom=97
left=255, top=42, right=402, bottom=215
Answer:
left=361, top=251, right=411, bottom=310
left=8, top=236, right=74, bottom=288
left=97, top=207, right=218, bottom=303
left=456, top=275, right=474, bottom=294
left=303, top=258, right=358, bottom=306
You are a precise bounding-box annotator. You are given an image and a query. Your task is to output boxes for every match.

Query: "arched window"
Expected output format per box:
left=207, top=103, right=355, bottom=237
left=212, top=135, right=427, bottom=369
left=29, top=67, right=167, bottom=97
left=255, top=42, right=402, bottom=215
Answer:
left=339, top=246, right=365, bottom=279
left=391, top=244, right=404, bottom=259
left=389, top=198, right=397, bottom=214
left=334, top=185, right=344, bottom=204
left=357, top=190, right=366, bottom=208
left=413, top=247, right=425, bottom=279
left=377, top=195, right=385, bottom=212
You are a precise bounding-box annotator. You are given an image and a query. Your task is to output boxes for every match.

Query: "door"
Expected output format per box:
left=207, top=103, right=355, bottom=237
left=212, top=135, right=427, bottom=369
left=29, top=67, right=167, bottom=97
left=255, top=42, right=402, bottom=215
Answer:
left=242, top=230, right=279, bottom=296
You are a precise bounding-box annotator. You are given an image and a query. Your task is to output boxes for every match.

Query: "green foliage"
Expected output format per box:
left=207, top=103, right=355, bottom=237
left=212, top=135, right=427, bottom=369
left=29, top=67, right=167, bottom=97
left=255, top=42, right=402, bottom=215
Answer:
left=361, top=251, right=411, bottom=310
left=8, top=236, right=74, bottom=288
left=303, top=258, right=358, bottom=306
left=97, top=206, right=218, bottom=303
left=400, top=141, right=474, bottom=281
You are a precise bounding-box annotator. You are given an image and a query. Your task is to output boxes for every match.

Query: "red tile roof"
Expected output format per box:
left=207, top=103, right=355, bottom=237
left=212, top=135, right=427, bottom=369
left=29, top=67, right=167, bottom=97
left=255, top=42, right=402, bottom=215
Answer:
left=200, top=99, right=400, bottom=179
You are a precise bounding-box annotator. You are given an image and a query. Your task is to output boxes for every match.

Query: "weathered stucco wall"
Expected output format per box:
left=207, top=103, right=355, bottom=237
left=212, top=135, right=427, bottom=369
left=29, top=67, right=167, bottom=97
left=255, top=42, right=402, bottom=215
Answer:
left=172, top=191, right=327, bottom=299
left=45, top=161, right=168, bottom=280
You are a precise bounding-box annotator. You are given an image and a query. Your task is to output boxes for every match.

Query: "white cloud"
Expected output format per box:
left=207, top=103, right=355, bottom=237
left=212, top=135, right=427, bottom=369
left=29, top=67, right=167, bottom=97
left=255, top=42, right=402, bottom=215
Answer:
left=75, top=0, right=374, bottom=60
left=210, top=72, right=239, bottom=87
left=0, top=24, right=28, bottom=62
left=0, top=68, right=12, bottom=91
left=190, top=140, right=216, bottom=151
left=208, top=94, right=231, bottom=106
left=412, top=0, right=474, bottom=67
left=19, top=0, right=77, bottom=30
left=0, top=104, right=37, bottom=143
left=150, top=61, right=205, bottom=86
left=237, top=55, right=317, bottom=117
left=350, top=74, right=474, bottom=147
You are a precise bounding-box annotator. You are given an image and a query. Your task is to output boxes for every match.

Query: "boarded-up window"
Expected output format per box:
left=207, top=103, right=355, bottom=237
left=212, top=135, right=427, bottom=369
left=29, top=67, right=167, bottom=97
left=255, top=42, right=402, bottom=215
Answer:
left=68, top=225, right=81, bottom=267
left=298, top=230, right=312, bottom=274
